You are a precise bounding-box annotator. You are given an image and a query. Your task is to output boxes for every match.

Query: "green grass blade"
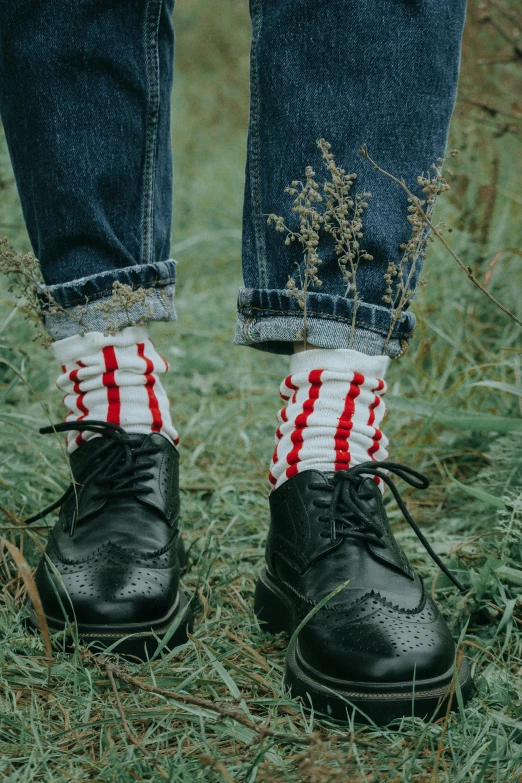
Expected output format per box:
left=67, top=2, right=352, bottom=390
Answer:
left=389, top=395, right=522, bottom=432
left=447, top=475, right=507, bottom=509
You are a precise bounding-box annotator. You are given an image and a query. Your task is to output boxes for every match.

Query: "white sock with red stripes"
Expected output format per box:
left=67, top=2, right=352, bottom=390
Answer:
left=53, top=326, right=179, bottom=454
left=268, top=348, right=389, bottom=490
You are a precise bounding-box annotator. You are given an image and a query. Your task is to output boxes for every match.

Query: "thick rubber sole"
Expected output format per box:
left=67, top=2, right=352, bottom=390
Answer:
left=27, top=590, right=192, bottom=661
left=254, top=567, right=473, bottom=725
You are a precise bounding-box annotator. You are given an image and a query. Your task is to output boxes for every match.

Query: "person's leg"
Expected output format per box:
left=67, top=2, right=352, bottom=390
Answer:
left=0, top=0, right=176, bottom=339
left=243, top=0, right=473, bottom=723
left=0, top=0, right=179, bottom=452
left=0, top=0, right=190, bottom=658
left=237, top=0, right=465, bottom=359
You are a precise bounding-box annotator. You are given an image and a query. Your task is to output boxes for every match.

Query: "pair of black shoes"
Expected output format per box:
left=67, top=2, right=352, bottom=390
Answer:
left=26, top=421, right=472, bottom=724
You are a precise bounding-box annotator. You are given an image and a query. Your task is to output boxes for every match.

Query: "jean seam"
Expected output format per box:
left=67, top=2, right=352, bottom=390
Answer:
left=41, top=277, right=175, bottom=308
left=238, top=286, right=408, bottom=321
left=142, top=0, right=163, bottom=265
left=249, top=0, right=267, bottom=288
left=236, top=306, right=412, bottom=337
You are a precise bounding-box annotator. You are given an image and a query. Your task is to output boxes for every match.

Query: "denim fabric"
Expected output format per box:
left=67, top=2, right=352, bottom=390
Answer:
left=235, top=288, right=408, bottom=358
left=38, top=260, right=177, bottom=341
left=0, top=0, right=176, bottom=339
left=0, top=0, right=466, bottom=351
left=237, top=0, right=466, bottom=355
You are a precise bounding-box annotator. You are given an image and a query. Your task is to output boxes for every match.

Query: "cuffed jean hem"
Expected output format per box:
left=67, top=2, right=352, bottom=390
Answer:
left=234, top=287, right=415, bottom=359
left=37, top=260, right=177, bottom=340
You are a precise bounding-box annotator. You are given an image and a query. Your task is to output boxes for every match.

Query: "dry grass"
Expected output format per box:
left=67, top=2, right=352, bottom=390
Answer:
left=0, top=1, right=521, bottom=780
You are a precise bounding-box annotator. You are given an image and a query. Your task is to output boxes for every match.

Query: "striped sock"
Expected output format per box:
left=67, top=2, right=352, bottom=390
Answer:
left=53, top=326, right=179, bottom=454
left=268, top=348, right=389, bottom=490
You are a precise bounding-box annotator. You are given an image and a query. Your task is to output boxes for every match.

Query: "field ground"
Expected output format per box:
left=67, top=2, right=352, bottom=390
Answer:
left=0, top=1, right=521, bottom=780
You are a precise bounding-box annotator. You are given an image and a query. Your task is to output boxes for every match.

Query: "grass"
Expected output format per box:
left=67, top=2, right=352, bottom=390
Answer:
left=0, top=0, right=522, bottom=780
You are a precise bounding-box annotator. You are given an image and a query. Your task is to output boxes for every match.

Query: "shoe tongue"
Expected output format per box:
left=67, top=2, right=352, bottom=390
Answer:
left=309, top=470, right=415, bottom=581
left=126, top=432, right=155, bottom=449
left=70, top=432, right=152, bottom=471
left=321, top=471, right=378, bottom=500
left=69, top=432, right=171, bottom=524
left=69, top=435, right=103, bottom=469
left=358, top=476, right=379, bottom=500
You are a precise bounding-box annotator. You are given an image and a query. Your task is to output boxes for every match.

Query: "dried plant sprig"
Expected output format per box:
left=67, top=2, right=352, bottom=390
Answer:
left=0, top=237, right=43, bottom=312
left=0, top=236, right=57, bottom=345
left=318, top=138, right=373, bottom=343
left=0, top=237, right=160, bottom=342
left=91, top=281, right=155, bottom=335
left=267, top=164, right=324, bottom=346
left=375, top=151, right=452, bottom=351
left=360, top=144, right=522, bottom=331
left=267, top=140, right=372, bottom=348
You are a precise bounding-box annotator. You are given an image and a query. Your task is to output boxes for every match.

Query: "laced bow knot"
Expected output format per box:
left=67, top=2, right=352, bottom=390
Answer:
left=24, top=420, right=160, bottom=536
left=311, top=461, right=465, bottom=593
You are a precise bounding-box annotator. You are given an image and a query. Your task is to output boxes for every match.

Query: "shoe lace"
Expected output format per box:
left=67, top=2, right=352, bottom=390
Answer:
left=24, top=420, right=159, bottom=536
left=310, top=461, right=465, bottom=593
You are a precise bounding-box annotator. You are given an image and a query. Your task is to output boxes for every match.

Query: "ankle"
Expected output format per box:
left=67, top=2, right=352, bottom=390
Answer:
left=269, top=348, right=389, bottom=489
left=52, top=326, right=179, bottom=453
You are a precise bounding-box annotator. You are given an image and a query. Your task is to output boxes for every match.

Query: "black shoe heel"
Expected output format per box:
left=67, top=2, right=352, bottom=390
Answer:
left=254, top=568, right=293, bottom=635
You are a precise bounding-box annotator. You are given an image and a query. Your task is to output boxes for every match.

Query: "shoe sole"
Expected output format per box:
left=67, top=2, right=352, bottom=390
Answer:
left=26, top=590, right=192, bottom=661
left=255, top=567, right=473, bottom=725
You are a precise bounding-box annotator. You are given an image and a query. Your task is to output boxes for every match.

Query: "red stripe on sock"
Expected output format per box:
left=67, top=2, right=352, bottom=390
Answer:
left=157, top=351, right=169, bottom=372
left=67, top=365, right=89, bottom=447
left=271, top=427, right=283, bottom=465
left=368, top=429, right=383, bottom=460
left=137, top=342, right=163, bottom=433
left=69, top=368, right=81, bottom=394
left=280, top=375, right=298, bottom=402
left=367, top=378, right=385, bottom=469
left=268, top=471, right=277, bottom=486
left=369, top=429, right=384, bottom=485
left=76, top=395, right=88, bottom=418
left=102, top=346, right=120, bottom=425
left=278, top=378, right=295, bottom=471
left=75, top=372, right=89, bottom=447
left=285, top=369, right=324, bottom=479
left=334, top=372, right=363, bottom=471
left=367, top=378, right=385, bottom=428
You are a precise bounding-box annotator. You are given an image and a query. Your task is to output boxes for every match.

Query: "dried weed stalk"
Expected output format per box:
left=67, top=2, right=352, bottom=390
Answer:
left=268, top=138, right=520, bottom=355
left=0, top=236, right=157, bottom=341
left=267, top=138, right=372, bottom=348
left=91, top=280, right=157, bottom=335
left=377, top=149, right=453, bottom=352
left=320, top=138, right=373, bottom=341
left=0, top=237, right=55, bottom=345
left=360, top=145, right=522, bottom=331
left=267, top=162, right=324, bottom=346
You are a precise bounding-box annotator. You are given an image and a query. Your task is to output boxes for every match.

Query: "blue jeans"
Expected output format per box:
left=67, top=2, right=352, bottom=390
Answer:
left=0, top=0, right=466, bottom=356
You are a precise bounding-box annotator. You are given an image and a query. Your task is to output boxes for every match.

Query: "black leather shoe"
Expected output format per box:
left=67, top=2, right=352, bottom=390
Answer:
left=254, top=462, right=473, bottom=724
left=25, top=421, right=192, bottom=659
